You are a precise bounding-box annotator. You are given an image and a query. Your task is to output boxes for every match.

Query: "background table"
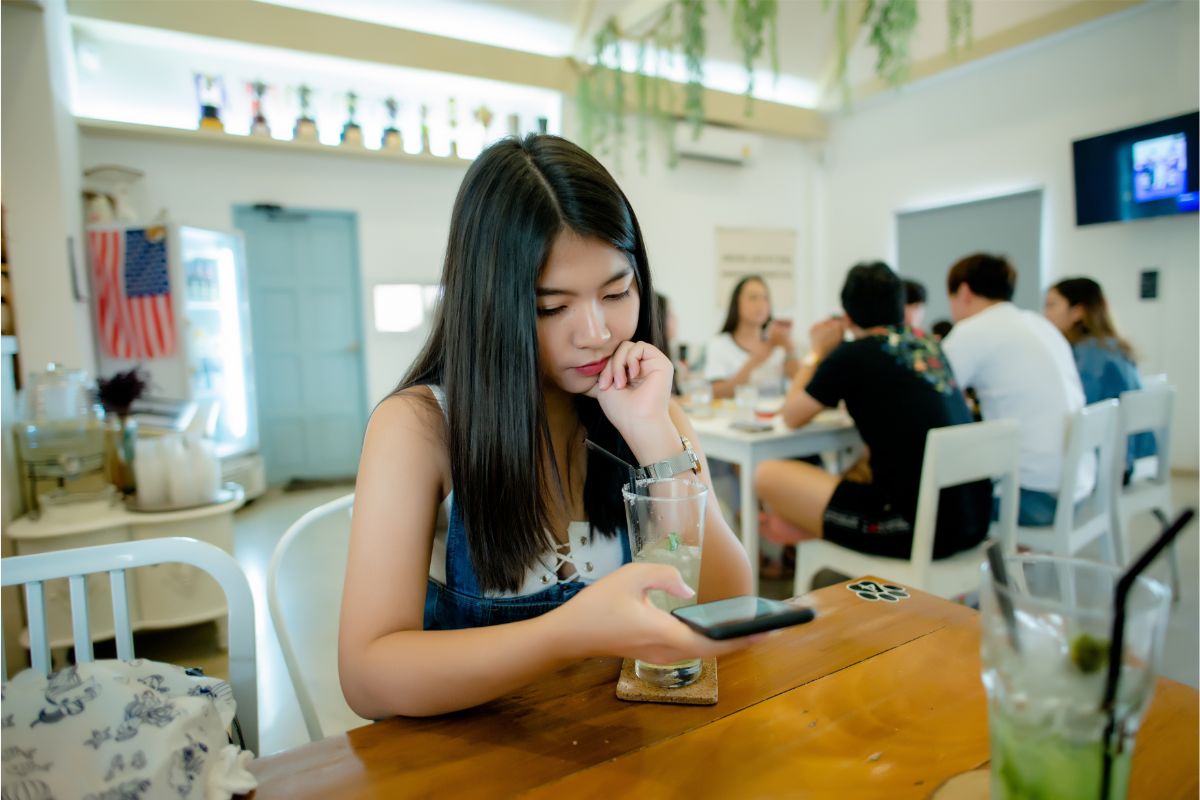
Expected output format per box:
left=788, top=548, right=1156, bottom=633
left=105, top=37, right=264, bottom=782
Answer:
left=689, top=409, right=861, bottom=587
left=246, top=579, right=1198, bottom=799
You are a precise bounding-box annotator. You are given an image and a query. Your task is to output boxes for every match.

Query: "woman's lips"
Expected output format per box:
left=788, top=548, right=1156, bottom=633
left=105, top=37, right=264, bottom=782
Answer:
left=574, top=357, right=609, bottom=377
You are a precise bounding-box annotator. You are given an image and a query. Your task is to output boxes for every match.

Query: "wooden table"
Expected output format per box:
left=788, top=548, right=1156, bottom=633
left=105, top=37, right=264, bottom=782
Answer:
left=247, top=579, right=1198, bottom=799
left=689, top=409, right=861, bottom=587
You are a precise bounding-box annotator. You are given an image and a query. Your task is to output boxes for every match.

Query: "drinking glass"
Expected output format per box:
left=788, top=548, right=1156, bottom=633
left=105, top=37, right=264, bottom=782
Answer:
left=623, top=476, right=708, bottom=688
left=980, top=554, right=1171, bottom=800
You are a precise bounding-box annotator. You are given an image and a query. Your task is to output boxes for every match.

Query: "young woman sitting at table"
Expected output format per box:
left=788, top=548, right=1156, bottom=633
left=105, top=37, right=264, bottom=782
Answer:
left=339, top=135, right=755, bottom=719
left=1043, top=276, right=1155, bottom=476
left=704, top=275, right=799, bottom=399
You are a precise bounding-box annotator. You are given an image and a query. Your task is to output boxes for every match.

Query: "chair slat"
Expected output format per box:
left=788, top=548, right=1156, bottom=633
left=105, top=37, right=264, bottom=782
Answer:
left=110, top=570, right=135, bottom=661
left=69, top=575, right=94, bottom=663
left=25, top=581, right=51, bottom=674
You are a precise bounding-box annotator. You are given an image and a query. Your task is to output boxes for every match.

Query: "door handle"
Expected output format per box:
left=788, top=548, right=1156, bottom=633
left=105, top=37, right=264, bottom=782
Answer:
left=346, top=341, right=361, bottom=354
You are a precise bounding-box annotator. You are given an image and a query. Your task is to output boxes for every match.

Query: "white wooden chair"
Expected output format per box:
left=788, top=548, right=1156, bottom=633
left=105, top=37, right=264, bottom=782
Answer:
left=267, top=492, right=367, bottom=742
left=1, top=537, right=258, bottom=754
left=1112, top=385, right=1180, bottom=597
left=793, top=419, right=1020, bottom=599
left=1013, top=400, right=1121, bottom=564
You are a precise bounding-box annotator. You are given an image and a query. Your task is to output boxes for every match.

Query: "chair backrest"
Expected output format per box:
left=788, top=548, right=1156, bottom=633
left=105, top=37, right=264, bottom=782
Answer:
left=910, top=419, right=1020, bottom=582
left=267, top=492, right=359, bottom=742
left=1116, top=384, right=1175, bottom=485
left=1, top=537, right=258, bottom=754
left=1054, top=399, right=1120, bottom=535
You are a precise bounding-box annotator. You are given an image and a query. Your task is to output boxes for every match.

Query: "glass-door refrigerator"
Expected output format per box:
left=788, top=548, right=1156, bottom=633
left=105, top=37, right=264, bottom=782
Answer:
left=87, top=223, right=264, bottom=497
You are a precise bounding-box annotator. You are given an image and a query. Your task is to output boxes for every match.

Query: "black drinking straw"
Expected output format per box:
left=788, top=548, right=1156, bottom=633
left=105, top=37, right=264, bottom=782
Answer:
left=1098, top=508, right=1195, bottom=800
left=584, top=438, right=638, bottom=494
left=986, top=541, right=1022, bottom=652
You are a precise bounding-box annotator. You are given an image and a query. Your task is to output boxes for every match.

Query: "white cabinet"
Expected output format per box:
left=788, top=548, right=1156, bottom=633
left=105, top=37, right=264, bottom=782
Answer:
left=5, top=489, right=244, bottom=661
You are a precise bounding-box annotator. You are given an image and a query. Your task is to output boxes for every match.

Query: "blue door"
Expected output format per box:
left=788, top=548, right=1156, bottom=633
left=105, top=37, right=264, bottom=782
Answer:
left=233, top=207, right=368, bottom=485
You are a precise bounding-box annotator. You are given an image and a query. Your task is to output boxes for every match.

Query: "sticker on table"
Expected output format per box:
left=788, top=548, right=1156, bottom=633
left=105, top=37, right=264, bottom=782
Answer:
left=848, top=581, right=909, bottom=602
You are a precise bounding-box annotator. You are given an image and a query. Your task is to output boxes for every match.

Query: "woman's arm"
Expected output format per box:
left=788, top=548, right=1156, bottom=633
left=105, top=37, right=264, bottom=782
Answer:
left=339, top=390, right=755, bottom=719
left=669, top=402, right=754, bottom=601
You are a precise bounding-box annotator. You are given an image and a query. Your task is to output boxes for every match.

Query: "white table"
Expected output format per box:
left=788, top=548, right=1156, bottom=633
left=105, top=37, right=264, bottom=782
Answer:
left=689, top=410, right=861, bottom=587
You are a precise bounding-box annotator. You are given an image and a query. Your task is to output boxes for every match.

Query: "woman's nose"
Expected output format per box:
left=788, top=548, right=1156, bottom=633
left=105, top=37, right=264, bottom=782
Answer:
left=574, top=302, right=611, bottom=348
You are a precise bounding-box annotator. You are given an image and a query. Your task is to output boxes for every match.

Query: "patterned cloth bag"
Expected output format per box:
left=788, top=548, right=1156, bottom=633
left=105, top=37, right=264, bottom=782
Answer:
left=1, top=659, right=256, bottom=800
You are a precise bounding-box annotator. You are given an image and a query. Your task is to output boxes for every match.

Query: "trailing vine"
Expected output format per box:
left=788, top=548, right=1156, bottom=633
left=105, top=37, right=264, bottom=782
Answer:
left=575, top=0, right=974, bottom=169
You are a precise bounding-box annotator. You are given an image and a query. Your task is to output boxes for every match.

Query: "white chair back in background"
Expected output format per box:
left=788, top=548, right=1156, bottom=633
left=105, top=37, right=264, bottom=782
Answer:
left=1013, top=400, right=1121, bottom=563
left=1112, top=384, right=1180, bottom=597
left=1, top=537, right=259, bottom=754
left=267, top=492, right=366, bottom=742
left=792, top=418, right=1020, bottom=599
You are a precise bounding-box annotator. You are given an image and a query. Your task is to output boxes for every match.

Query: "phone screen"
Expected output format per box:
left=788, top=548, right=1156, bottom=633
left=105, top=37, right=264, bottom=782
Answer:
left=672, top=596, right=816, bottom=640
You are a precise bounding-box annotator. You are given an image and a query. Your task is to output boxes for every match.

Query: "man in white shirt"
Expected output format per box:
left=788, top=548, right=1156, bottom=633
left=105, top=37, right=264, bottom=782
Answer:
left=941, top=253, right=1094, bottom=526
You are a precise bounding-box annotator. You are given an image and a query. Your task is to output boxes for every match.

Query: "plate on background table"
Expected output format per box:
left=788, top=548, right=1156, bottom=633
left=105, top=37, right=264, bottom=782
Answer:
left=124, top=482, right=241, bottom=513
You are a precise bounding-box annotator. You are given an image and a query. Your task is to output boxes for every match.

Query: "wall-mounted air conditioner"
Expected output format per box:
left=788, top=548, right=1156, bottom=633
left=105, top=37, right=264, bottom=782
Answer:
left=675, top=124, right=761, bottom=166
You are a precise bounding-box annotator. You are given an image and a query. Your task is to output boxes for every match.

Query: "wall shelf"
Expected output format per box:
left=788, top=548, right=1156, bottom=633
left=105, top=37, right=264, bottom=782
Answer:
left=77, top=117, right=474, bottom=168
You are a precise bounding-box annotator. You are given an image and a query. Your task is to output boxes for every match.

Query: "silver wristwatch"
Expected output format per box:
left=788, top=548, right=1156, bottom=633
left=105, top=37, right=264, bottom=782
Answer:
left=634, top=436, right=701, bottom=480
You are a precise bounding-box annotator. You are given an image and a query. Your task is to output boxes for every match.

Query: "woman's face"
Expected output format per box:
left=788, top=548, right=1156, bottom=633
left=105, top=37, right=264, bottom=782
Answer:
left=536, top=230, right=640, bottom=394
left=1043, top=288, right=1080, bottom=334
left=737, top=280, right=771, bottom=327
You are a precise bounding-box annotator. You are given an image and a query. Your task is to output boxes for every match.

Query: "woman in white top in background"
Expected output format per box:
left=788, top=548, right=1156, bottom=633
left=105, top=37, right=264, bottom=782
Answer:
left=704, top=275, right=799, bottom=399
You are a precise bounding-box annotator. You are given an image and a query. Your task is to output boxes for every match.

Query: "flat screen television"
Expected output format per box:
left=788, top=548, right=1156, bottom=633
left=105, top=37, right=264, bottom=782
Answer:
left=1072, top=111, right=1199, bottom=226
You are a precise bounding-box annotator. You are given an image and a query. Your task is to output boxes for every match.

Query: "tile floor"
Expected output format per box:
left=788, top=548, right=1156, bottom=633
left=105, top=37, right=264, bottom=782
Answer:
left=158, top=476, right=1199, bottom=757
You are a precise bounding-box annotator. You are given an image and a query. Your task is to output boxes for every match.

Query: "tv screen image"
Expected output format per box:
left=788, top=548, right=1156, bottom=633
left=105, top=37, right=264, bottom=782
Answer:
left=1072, top=111, right=1199, bottom=226
left=1133, top=133, right=1188, bottom=203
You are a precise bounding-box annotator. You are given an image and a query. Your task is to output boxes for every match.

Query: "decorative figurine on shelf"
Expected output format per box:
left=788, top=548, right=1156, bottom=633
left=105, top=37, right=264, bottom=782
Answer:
left=248, top=80, right=270, bottom=137
left=381, top=96, right=403, bottom=151
left=194, top=74, right=226, bottom=132
left=419, top=104, right=431, bottom=155
left=293, top=84, right=318, bottom=142
left=341, top=91, right=363, bottom=147
left=537, top=116, right=548, bottom=135
left=473, top=103, right=494, bottom=145
left=507, top=112, right=520, bottom=139
left=447, top=97, right=459, bottom=159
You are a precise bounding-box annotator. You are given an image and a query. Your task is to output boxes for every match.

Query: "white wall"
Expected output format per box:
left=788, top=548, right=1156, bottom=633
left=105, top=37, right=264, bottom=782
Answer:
left=582, top=124, right=818, bottom=356
left=2, top=0, right=94, bottom=382
left=80, top=125, right=816, bottom=409
left=822, top=1, right=1200, bottom=469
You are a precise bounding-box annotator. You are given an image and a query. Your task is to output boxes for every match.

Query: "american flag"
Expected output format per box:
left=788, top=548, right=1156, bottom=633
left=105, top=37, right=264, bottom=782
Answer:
left=88, top=227, right=177, bottom=360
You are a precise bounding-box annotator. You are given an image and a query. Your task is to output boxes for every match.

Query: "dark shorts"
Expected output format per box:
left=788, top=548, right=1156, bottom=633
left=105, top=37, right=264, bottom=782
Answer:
left=824, top=478, right=993, bottom=559
left=821, top=480, right=915, bottom=559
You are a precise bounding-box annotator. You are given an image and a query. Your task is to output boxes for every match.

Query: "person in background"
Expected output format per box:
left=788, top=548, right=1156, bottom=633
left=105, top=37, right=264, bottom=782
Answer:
left=930, top=319, right=953, bottom=341
left=704, top=275, right=798, bottom=399
left=940, top=253, right=1092, bottom=526
left=903, top=278, right=927, bottom=334
left=754, top=262, right=991, bottom=573
left=654, top=291, right=682, bottom=395
left=1043, top=277, right=1155, bottom=475
left=339, top=135, right=755, bottom=719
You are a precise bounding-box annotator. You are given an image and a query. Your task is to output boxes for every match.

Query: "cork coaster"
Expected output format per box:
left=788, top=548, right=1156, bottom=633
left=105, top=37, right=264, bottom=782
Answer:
left=615, top=658, right=718, bottom=705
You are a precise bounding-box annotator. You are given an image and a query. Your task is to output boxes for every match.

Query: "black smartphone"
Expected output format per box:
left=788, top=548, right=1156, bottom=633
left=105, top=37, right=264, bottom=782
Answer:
left=672, top=596, right=816, bottom=640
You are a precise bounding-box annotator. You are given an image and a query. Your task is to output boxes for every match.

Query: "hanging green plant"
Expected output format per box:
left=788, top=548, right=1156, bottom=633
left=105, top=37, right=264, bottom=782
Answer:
left=679, top=0, right=707, bottom=139
left=947, top=0, right=974, bottom=55
left=725, top=0, right=780, bottom=115
left=863, top=0, right=919, bottom=86
left=575, top=0, right=779, bottom=171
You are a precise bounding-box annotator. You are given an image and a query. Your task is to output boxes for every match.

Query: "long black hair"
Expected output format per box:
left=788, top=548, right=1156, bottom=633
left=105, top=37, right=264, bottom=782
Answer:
left=398, top=135, right=660, bottom=593
left=719, top=274, right=770, bottom=335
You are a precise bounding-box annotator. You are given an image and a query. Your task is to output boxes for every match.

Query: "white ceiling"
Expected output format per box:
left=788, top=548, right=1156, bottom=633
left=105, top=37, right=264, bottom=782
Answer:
left=253, top=0, right=1101, bottom=106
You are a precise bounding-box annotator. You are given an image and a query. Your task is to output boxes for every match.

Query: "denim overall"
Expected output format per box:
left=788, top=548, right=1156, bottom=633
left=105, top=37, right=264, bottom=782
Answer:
left=422, top=386, right=633, bottom=630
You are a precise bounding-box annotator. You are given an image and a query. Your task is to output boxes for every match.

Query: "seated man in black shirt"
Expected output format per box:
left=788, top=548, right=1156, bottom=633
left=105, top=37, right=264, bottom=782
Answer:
left=754, top=262, right=992, bottom=563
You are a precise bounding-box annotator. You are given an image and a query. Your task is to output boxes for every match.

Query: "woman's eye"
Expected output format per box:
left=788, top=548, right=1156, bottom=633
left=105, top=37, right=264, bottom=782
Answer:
left=604, top=289, right=632, bottom=302
left=536, top=306, right=566, bottom=318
